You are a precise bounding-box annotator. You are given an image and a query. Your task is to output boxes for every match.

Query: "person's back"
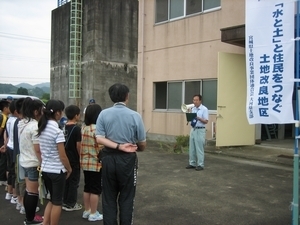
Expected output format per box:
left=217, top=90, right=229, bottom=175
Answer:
left=99, top=105, right=144, bottom=144
left=5, top=100, right=18, bottom=201
left=0, top=100, right=10, bottom=185
left=62, top=105, right=82, bottom=211
left=96, top=83, right=146, bottom=225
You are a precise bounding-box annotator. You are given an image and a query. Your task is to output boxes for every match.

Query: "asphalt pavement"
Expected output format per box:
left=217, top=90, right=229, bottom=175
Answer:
left=0, top=140, right=296, bottom=225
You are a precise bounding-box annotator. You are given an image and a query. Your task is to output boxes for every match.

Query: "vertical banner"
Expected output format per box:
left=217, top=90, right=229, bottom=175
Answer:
left=246, top=0, right=295, bottom=124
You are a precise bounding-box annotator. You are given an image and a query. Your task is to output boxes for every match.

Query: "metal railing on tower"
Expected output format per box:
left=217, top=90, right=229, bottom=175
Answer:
left=68, top=0, right=82, bottom=102
left=57, top=0, right=70, bottom=7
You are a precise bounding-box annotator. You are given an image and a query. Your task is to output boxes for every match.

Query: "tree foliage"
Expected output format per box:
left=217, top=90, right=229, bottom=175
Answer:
left=41, top=93, right=50, bottom=100
left=17, top=87, right=29, bottom=95
left=0, top=83, right=50, bottom=98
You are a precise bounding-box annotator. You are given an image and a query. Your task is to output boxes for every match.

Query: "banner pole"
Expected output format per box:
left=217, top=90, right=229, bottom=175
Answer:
left=293, top=1, right=300, bottom=225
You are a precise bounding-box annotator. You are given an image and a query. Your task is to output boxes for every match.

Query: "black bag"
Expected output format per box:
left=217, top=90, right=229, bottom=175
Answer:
left=97, top=150, right=102, bottom=163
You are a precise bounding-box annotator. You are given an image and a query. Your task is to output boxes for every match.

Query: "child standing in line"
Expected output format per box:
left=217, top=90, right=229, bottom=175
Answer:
left=62, top=105, right=82, bottom=211
left=4, top=100, right=18, bottom=202
left=38, top=100, right=72, bottom=225
left=80, top=104, right=103, bottom=221
left=12, top=98, right=27, bottom=213
left=19, top=97, right=44, bottom=225
left=0, top=100, right=10, bottom=186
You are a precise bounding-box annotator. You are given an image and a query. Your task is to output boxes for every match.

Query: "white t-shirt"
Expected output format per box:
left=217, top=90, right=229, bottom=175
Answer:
left=6, top=116, right=17, bottom=150
left=19, top=119, right=40, bottom=168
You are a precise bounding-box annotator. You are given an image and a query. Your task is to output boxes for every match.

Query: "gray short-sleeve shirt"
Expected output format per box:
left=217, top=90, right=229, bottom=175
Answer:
left=96, top=104, right=146, bottom=144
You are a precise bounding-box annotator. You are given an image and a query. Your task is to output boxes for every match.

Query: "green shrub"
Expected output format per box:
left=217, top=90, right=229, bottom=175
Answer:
left=173, top=135, right=189, bottom=153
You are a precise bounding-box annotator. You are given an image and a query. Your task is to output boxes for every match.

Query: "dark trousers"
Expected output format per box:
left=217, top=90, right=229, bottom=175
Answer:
left=63, top=166, right=80, bottom=207
left=102, top=150, right=137, bottom=225
left=0, top=152, right=7, bottom=181
left=6, top=148, right=15, bottom=187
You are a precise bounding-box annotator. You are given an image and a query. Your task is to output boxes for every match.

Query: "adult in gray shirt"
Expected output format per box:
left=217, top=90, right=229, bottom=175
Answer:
left=96, top=83, right=146, bottom=225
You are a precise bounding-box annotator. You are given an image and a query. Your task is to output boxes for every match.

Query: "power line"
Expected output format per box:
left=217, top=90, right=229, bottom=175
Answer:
left=0, top=54, right=49, bottom=60
left=0, top=57, right=49, bottom=63
left=0, top=32, right=50, bottom=40
left=0, top=77, right=49, bottom=80
left=0, top=53, right=49, bottom=63
left=0, top=32, right=50, bottom=43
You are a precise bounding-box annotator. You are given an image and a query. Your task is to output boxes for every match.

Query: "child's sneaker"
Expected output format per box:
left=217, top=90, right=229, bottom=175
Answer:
left=88, top=211, right=103, bottom=221
left=10, top=196, right=18, bottom=204
left=0, top=180, right=7, bottom=186
left=23, top=214, right=43, bottom=225
left=16, top=202, right=22, bottom=210
left=5, top=193, right=12, bottom=200
left=82, top=209, right=91, bottom=219
left=20, top=206, right=25, bottom=214
left=33, top=214, right=43, bottom=222
left=62, top=203, right=82, bottom=211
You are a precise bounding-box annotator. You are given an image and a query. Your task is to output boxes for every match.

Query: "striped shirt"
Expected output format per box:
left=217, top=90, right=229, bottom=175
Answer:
left=80, top=124, right=103, bottom=172
left=39, top=120, right=66, bottom=174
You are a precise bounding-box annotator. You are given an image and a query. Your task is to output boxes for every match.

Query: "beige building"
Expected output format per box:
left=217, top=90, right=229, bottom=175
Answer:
left=137, top=0, right=293, bottom=146
left=137, top=0, right=294, bottom=146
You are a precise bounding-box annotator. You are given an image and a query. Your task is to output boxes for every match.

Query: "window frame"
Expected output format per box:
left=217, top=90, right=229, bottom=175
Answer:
left=153, top=79, right=217, bottom=114
left=155, top=0, right=221, bottom=24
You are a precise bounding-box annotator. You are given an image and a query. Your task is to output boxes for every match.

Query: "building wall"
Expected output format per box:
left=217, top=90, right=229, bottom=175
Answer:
left=51, top=3, right=70, bottom=103
left=138, top=0, right=246, bottom=141
left=51, top=0, right=138, bottom=112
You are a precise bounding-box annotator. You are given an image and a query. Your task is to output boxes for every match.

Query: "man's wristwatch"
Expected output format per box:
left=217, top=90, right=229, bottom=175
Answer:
left=116, top=143, right=120, bottom=150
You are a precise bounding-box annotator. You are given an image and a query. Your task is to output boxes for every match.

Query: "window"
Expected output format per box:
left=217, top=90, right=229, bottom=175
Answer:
left=156, top=0, right=168, bottom=23
left=155, top=82, right=167, bottom=109
left=186, top=0, right=202, bottom=16
left=202, top=80, right=217, bottom=111
left=170, top=0, right=184, bottom=20
left=184, top=81, right=200, bottom=103
left=154, top=80, right=217, bottom=111
left=168, top=82, right=182, bottom=109
left=155, top=0, right=221, bottom=23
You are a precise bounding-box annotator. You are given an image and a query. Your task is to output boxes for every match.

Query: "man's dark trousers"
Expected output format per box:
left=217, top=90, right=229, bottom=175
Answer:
left=102, top=149, right=137, bottom=225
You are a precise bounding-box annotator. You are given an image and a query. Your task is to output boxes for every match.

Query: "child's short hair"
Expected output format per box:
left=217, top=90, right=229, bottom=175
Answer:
left=65, top=105, right=80, bottom=120
left=9, top=100, right=16, bottom=114
left=15, top=98, right=25, bottom=114
left=0, top=100, right=10, bottom=111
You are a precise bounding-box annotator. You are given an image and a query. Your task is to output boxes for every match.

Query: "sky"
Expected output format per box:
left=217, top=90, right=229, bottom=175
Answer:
left=0, top=0, right=58, bottom=86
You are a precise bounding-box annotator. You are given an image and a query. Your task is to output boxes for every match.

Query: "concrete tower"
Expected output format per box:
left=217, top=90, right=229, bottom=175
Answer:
left=50, top=0, right=138, bottom=112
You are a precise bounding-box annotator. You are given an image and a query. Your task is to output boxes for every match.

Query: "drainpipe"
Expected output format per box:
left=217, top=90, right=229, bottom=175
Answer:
left=138, top=0, right=145, bottom=117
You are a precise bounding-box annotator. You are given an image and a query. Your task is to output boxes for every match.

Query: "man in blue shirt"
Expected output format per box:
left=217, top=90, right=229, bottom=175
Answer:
left=186, top=94, right=208, bottom=171
left=96, top=83, right=146, bottom=225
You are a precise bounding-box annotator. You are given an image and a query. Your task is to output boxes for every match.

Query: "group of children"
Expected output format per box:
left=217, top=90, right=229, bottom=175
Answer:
left=0, top=97, right=103, bottom=225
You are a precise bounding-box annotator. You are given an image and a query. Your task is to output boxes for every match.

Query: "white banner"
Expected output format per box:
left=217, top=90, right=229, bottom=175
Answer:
left=246, top=0, right=295, bottom=124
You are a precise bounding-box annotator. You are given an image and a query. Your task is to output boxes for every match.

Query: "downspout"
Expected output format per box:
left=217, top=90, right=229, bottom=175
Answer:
left=138, top=0, right=145, bottom=117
